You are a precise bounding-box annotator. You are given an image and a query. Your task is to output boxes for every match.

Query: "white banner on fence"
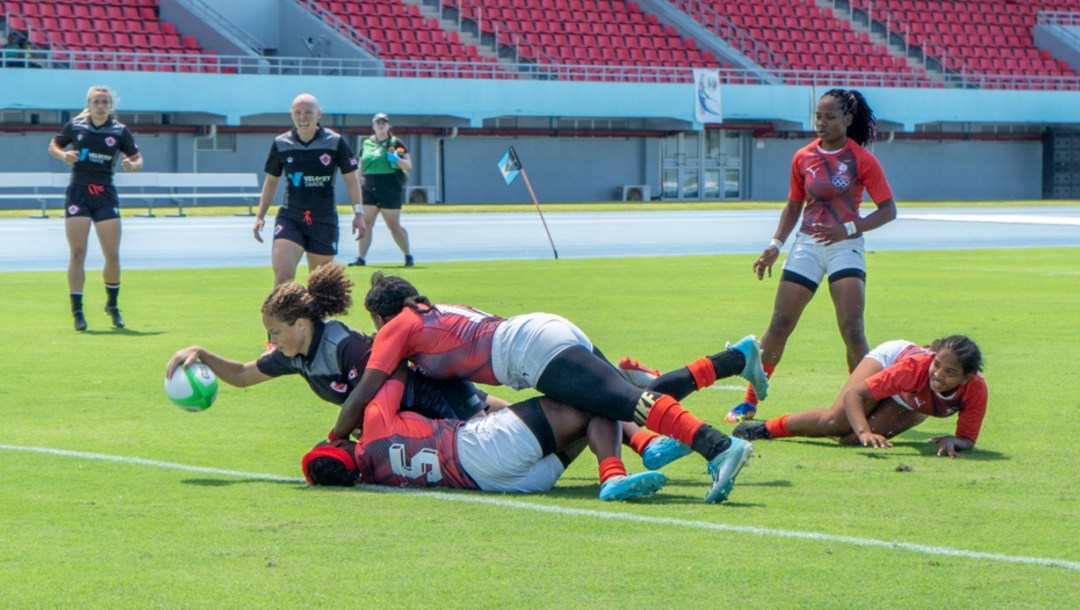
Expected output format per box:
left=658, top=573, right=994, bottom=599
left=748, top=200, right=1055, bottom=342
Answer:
left=693, top=68, right=723, bottom=124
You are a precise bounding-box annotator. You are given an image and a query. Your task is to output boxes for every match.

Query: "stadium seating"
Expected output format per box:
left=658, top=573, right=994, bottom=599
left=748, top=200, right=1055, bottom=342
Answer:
left=0, top=0, right=222, bottom=72
left=691, top=0, right=932, bottom=85
left=2, top=0, right=1076, bottom=86
left=312, top=0, right=503, bottom=78
left=846, top=0, right=1080, bottom=82
left=443, top=0, right=724, bottom=75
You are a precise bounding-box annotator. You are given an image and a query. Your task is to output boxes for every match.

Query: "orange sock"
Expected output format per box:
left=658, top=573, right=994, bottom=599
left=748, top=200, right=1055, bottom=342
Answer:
left=598, top=456, right=627, bottom=484
left=765, top=414, right=791, bottom=438
left=741, top=362, right=776, bottom=404
left=644, top=394, right=705, bottom=447
left=686, top=357, right=717, bottom=390
left=629, top=429, right=661, bottom=457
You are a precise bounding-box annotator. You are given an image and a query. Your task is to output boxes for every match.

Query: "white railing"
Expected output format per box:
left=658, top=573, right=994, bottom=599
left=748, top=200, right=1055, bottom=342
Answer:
left=3, top=46, right=1078, bottom=91
left=1038, top=10, right=1080, bottom=27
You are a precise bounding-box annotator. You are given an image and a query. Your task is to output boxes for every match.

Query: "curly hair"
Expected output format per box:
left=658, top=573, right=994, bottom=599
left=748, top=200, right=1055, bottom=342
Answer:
left=929, top=335, right=984, bottom=375
left=364, top=271, right=432, bottom=319
left=262, top=264, right=353, bottom=324
left=821, top=88, right=877, bottom=147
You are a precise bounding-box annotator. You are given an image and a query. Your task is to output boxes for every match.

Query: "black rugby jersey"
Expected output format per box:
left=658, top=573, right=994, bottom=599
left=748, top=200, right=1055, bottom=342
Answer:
left=256, top=320, right=486, bottom=419
left=257, top=320, right=370, bottom=405
left=53, top=115, right=139, bottom=185
left=263, top=126, right=358, bottom=218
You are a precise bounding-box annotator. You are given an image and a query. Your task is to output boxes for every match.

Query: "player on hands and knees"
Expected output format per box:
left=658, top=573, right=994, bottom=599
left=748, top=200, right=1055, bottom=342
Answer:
left=733, top=336, right=987, bottom=458
left=329, top=273, right=767, bottom=503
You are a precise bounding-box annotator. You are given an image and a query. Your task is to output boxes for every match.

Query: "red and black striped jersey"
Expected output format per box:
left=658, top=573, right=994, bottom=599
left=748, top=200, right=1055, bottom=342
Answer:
left=367, top=304, right=504, bottom=385
left=789, top=138, right=893, bottom=234
left=353, top=379, right=479, bottom=489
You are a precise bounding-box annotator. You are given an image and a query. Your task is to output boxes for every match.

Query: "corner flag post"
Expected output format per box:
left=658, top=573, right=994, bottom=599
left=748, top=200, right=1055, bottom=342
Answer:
left=498, top=146, right=558, bottom=259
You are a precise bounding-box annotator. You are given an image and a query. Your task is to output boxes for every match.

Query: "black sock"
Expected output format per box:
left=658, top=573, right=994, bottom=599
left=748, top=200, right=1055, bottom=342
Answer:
left=690, top=424, right=732, bottom=461
left=70, top=293, right=83, bottom=314
left=105, top=284, right=120, bottom=308
left=709, top=349, right=745, bottom=379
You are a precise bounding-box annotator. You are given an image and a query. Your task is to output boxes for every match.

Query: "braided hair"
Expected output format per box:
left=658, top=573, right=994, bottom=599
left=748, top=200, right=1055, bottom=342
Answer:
left=364, top=271, right=432, bottom=319
left=821, top=88, right=877, bottom=147
left=929, top=335, right=984, bottom=375
left=261, top=264, right=353, bottom=324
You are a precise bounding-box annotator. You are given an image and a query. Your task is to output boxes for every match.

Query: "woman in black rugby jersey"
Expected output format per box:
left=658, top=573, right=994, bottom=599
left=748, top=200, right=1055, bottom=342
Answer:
left=166, top=264, right=498, bottom=425
left=48, top=85, right=143, bottom=331
left=253, top=93, right=366, bottom=286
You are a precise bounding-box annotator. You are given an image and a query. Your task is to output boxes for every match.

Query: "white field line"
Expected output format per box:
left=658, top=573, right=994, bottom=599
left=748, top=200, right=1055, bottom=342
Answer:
left=901, top=213, right=1080, bottom=226
left=4, top=443, right=1078, bottom=572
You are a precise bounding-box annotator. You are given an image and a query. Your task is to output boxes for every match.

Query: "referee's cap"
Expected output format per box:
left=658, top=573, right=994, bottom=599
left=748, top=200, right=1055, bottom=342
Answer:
left=372, top=112, right=390, bottom=124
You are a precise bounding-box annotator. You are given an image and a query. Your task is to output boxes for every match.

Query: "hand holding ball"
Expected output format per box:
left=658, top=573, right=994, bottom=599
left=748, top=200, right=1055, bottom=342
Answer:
left=165, top=363, right=218, bottom=412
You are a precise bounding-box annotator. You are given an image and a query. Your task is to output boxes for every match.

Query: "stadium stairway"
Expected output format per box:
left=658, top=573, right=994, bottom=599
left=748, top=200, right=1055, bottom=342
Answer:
left=838, top=0, right=1080, bottom=88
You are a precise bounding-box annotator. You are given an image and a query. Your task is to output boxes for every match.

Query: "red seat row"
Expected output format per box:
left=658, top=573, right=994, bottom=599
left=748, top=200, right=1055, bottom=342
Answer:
left=3, top=0, right=216, bottom=73
left=846, top=0, right=1080, bottom=78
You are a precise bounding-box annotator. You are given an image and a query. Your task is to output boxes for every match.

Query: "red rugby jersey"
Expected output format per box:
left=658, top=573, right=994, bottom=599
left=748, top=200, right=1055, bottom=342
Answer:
left=864, top=351, right=989, bottom=442
left=353, top=379, right=479, bottom=489
left=367, top=304, right=504, bottom=385
left=789, top=138, right=893, bottom=234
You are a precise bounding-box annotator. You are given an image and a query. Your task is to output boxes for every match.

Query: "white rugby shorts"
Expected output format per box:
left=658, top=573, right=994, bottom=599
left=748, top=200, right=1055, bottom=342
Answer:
left=490, top=313, right=593, bottom=390
left=782, top=231, right=866, bottom=285
left=456, top=408, right=565, bottom=493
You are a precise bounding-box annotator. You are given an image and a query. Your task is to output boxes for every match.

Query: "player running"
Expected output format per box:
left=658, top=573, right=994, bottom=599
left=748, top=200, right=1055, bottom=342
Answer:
left=732, top=336, right=987, bottom=457
left=329, top=273, right=768, bottom=504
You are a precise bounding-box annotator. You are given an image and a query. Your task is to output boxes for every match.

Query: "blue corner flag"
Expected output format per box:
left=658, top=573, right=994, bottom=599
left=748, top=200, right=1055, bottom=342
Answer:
left=498, top=146, right=522, bottom=185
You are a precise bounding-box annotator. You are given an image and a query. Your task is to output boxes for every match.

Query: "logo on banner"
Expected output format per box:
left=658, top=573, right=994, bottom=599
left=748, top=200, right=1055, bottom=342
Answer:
left=693, top=68, right=723, bottom=124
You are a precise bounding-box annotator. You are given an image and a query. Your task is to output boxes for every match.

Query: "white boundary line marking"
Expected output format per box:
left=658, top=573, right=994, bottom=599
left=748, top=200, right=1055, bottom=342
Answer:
left=4, top=443, right=1077, bottom=572
left=902, top=212, right=1080, bottom=226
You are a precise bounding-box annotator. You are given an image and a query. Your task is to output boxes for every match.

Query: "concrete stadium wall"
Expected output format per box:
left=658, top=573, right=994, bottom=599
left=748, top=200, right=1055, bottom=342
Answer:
left=747, top=137, right=1043, bottom=201
left=0, top=69, right=1068, bottom=205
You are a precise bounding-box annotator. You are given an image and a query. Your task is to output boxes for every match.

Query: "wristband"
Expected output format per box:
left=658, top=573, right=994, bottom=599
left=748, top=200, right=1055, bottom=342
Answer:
left=844, top=221, right=857, bottom=236
left=328, top=430, right=345, bottom=442
left=768, top=238, right=784, bottom=251
left=353, top=204, right=364, bottom=214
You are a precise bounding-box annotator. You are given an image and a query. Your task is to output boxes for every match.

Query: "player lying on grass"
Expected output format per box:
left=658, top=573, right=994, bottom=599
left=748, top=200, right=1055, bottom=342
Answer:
left=730, top=336, right=987, bottom=457
left=330, top=273, right=769, bottom=504
left=166, top=264, right=498, bottom=423
left=166, top=264, right=658, bottom=500
left=305, top=366, right=665, bottom=500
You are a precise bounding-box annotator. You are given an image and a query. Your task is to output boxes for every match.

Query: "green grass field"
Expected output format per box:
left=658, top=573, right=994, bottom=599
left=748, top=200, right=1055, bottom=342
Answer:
left=2, top=249, right=1078, bottom=608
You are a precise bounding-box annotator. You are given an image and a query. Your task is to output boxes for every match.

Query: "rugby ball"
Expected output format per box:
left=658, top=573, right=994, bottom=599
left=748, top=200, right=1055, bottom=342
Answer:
left=165, top=363, right=218, bottom=412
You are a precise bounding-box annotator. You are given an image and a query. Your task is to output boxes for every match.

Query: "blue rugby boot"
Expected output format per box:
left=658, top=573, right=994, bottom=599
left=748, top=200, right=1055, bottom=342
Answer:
left=704, top=438, right=753, bottom=504
left=725, top=400, right=758, bottom=424
left=727, top=335, right=767, bottom=401
left=641, top=436, right=693, bottom=470
left=599, top=471, right=667, bottom=501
